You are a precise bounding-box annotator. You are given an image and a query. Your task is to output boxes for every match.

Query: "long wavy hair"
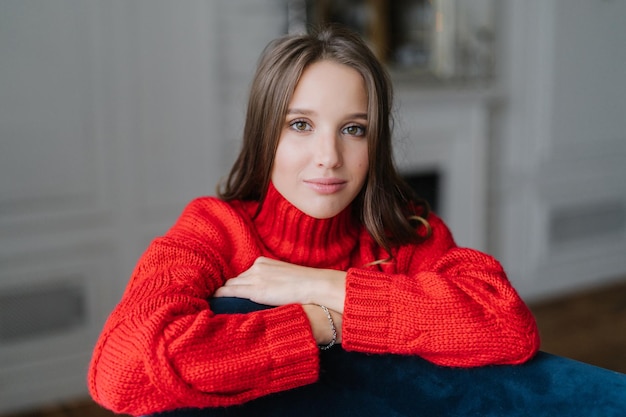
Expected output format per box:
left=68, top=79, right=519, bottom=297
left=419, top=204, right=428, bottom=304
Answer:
left=218, top=25, right=431, bottom=256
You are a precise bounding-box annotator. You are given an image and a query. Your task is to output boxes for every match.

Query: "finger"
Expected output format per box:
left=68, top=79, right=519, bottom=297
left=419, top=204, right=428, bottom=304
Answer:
left=220, top=278, right=238, bottom=287
left=222, top=274, right=253, bottom=286
left=214, top=284, right=251, bottom=298
left=254, top=256, right=286, bottom=268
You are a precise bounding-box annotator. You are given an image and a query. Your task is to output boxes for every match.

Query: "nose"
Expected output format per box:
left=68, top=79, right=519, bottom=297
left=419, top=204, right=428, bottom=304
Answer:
left=315, top=130, right=342, bottom=168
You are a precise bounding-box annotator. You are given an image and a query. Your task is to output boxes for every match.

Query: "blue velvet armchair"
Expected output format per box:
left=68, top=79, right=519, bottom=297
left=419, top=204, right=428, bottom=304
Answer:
left=148, top=298, right=626, bottom=417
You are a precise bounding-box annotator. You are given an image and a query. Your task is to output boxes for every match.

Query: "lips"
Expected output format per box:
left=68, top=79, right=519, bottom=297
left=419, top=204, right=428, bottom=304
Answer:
left=303, top=178, right=347, bottom=194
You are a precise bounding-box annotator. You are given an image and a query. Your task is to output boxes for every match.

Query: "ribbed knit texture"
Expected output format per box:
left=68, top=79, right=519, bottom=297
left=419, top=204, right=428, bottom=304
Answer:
left=88, top=183, right=540, bottom=416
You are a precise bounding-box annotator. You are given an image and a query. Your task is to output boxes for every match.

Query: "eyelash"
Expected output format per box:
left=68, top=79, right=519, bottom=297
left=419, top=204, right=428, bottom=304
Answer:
left=289, top=119, right=312, bottom=132
left=342, top=124, right=366, bottom=137
left=288, top=120, right=367, bottom=137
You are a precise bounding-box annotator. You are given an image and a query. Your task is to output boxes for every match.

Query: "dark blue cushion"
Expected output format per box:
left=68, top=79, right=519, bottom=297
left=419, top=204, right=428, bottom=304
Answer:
left=149, top=298, right=626, bottom=417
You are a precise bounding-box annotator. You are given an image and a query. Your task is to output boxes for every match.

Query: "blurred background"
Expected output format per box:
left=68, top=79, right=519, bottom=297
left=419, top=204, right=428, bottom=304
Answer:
left=1, top=0, right=625, bottom=415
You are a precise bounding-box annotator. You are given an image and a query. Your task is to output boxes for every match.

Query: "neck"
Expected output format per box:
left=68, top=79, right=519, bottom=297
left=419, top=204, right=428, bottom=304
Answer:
left=252, top=183, right=360, bottom=268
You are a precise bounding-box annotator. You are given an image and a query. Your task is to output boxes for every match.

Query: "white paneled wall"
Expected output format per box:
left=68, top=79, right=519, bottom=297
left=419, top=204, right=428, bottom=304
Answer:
left=216, top=0, right=286, bottom=156
left=1, top=1, right=117, bottom=411
left=0, top=0, right=285, bottom=412
left=491, top=0, right=626, bottom=300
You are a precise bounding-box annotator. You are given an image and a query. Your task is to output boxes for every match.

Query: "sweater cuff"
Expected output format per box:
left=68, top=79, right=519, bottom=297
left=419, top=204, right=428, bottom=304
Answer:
left=262, top=304, right=321, bottom=392
left=341, top=268, right=394, bottom=353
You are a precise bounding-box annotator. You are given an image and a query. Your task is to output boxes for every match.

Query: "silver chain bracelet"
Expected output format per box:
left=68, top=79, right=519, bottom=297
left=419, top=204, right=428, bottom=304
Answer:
left=318, top=305, right=337, bottom=350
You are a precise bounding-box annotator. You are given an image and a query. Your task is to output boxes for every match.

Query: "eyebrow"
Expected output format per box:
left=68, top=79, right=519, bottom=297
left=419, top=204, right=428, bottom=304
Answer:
left=287, top=108, right=368, bottom=120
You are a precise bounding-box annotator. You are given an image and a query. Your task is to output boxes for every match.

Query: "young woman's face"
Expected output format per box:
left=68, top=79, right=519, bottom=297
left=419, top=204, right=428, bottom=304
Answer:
left=271, top=60, right=369, bottom=219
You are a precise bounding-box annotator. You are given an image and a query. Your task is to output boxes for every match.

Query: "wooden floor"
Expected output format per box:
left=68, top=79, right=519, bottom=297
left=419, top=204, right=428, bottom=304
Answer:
left=529, top=279, right=626, bottom=374
left=1, top=400, right=118, bottom=417
left=4, top=279, right=626, bottom=417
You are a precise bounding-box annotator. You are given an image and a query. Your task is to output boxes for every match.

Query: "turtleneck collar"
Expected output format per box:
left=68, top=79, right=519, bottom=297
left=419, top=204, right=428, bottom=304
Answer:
left=249, top=182, right=360, bottom=269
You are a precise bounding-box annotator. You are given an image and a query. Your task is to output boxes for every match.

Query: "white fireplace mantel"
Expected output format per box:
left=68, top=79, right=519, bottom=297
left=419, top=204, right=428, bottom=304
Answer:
left=393, top=86, right=498, bottom=252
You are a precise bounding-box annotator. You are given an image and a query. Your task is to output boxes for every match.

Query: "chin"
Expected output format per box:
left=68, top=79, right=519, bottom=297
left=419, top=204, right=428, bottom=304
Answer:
left=300, top=203, right=348, bottom=219
left=307, top=212, right=338, bottom=220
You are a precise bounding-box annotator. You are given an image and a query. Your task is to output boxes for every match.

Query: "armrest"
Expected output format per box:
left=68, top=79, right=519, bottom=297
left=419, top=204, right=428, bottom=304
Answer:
left=150, top=298, right=626, bottom=416
left=209, top=297, right=273, bottom=314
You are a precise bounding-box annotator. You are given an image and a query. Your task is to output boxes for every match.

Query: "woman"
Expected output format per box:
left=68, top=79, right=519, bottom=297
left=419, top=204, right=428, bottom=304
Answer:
left=88, top=26, right=539, bottom=416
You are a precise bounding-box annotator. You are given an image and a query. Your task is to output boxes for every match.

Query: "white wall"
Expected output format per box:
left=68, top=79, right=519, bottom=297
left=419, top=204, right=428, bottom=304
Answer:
left=490, top=0, right=626, bottom=301
left=0, top=0, right=282, bottom=412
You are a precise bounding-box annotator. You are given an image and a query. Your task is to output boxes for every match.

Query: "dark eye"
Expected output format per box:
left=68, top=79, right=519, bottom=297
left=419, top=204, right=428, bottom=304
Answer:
left=343, top=124, right=366, bottom=137
left=290, top=120, right=311, bottom=131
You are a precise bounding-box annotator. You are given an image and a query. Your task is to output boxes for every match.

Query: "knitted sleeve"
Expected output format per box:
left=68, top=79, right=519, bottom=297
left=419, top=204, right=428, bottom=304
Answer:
left=341, top=214, right=540, bottom=367
left=87, top=198, right=319, bottom=416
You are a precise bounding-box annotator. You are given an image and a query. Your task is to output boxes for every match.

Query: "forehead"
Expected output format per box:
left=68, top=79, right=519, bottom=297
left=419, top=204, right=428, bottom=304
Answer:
left=289, top=60, right=368, bottom=112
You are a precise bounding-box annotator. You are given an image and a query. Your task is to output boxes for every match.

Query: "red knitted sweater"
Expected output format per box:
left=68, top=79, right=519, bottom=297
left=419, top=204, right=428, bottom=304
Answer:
left=88, top=183, right=539, bottom=416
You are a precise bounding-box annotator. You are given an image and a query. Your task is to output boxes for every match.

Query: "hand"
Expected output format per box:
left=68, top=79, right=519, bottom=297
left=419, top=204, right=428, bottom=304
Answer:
left=214, top=257, right=346, bottom=312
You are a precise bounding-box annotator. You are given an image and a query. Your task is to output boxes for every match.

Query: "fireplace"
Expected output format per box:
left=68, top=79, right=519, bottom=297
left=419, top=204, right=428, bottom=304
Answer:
left=403, top=170, right=441, bottom=214
left=394, top=89, right=491, bottom=251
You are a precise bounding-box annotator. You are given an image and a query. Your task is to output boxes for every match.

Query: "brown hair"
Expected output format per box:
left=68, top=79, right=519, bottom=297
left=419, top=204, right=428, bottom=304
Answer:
left=218, top=25, right=430, bottom=255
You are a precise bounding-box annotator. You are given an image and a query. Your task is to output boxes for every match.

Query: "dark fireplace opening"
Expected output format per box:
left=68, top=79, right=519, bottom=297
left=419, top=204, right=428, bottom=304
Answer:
left=402, top=170, right=440, bottom=214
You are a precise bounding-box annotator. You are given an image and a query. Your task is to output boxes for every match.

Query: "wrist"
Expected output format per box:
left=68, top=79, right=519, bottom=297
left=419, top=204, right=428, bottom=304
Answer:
left=317, top=305, right=336, bottom=350
left=305, top=270, right=347, bottom=314
left=302, top=304, right=341, bottom=347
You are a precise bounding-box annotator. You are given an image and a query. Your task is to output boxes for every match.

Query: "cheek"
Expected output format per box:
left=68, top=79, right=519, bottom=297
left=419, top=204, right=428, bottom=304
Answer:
left=353, top=148, right=369, bottom=178
left=271, top=150, right=285, bottom=177
left=358, top=163, right=369, bottom=183
left=272, top=140, right=303, bottom=180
